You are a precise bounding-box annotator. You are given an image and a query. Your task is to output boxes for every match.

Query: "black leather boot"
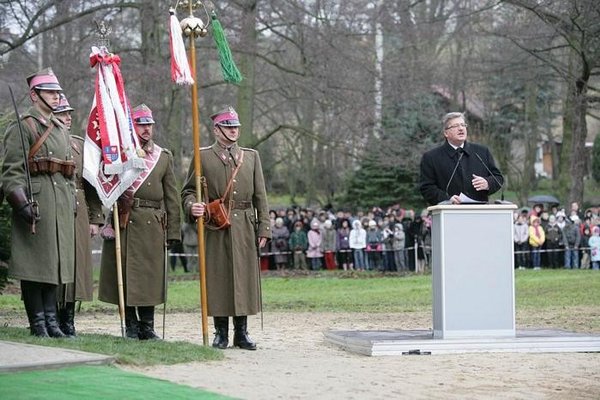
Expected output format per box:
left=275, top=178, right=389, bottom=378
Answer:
left=212, top=317, right=229, bottom=349
left=42, top=284, right=67, bottom=338
left=125, top=306, right=140, bottom=339
left=59, top=302, right=76, bottom=337
left=138, top=306, right=160, bottom=340
left=21, top=281, right=49, bottom=337
left=233, top=316, right=256, bottom=350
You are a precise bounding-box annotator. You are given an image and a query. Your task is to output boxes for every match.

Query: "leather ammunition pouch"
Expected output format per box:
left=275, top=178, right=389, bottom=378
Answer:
left=29, top=157, right=75, bottom=178
left=206, top=199, right=231, bottom=230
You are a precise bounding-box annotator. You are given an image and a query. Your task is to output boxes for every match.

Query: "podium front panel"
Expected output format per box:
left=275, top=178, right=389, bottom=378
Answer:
left=430, top=205, right=516, bottom=339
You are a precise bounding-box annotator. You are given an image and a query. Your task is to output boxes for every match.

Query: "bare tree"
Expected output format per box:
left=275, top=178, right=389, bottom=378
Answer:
left=501, top=0, right=600, bottom=206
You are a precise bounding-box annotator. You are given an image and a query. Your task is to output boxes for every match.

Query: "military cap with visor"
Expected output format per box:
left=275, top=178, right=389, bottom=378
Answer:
left=210, top=106, right=241, bottom=127
left=26, top=67, right=63, bottom=91
left=54, top=93, right=74, bottom=114
left=131, top=103, right=155, bottom=125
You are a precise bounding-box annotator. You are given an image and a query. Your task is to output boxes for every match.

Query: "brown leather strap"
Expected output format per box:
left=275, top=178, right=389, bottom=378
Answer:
left=24, top=117, right=54, bottom=160
left=221, top=150, right=244, bottom=202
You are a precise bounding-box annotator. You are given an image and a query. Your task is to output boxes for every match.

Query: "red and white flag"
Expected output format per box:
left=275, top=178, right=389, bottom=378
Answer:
left=83, top=46, right=146, bottom=209
left=168, top=11, right=194, bottom=85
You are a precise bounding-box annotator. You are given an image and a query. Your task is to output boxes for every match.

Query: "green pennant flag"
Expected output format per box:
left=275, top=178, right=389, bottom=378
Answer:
left=211, top=12, right=243, bottom=84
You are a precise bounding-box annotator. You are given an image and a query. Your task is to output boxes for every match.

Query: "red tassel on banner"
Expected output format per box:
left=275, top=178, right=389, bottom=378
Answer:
left=169, top=10, right=194, bottom=85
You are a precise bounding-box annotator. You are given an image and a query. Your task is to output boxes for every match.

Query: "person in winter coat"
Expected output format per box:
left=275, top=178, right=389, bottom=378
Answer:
left=382, top=222, right=396, bottom=272
left=271, top=217, right=290, bottom=271
left=544, top=215, right=563, bottom=269
left=392, top=223, right=407, bottom=271
left=288, top=220, right=308, bottom=270
left=2, top=68, right=75, bottom=338
left=514, top=213, right=529, bottom=269
left=54, top=94, right=103, bottom=336
left=349, top=219, right=367, bottom=271
left=528, top=216, right=545, bottom=270
left=100, top=104, right=181, bottom=341
left=588, top=226, right=600, bottom=270
left=183, top=106, right=270, bottom=350
left=336, top=219, right=353, bottom=270
left=307, top=220, right=323, bottom=270
left=366, top=220, right=383, bottom=271
left=562, top=216, right=581, bottom=269
left=321, top=219, right=337, bottom=270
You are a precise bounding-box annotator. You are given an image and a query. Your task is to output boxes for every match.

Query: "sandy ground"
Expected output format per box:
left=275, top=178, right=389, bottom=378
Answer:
left=66, top=311, right=600, bottom=400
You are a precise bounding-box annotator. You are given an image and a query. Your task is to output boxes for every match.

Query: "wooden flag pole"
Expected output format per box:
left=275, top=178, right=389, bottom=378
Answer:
left=180, top=0, right=210, bottom=346
left=112, top=204, right=126, bottom=338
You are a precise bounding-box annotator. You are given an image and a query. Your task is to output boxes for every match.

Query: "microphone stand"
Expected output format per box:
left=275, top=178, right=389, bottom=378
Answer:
left=474, top=153, right=508, bottom=204
left=445, top=149, right=464, bottom=197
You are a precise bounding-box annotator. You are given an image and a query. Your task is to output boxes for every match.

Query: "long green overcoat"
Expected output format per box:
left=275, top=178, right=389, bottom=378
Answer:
left=58, top=135, right=103, bottom=302
left=181, top=143, right=271, bottom=317
left=1, top=107, right=75, bottom=285
left=99, top=142, right=180, bottom=306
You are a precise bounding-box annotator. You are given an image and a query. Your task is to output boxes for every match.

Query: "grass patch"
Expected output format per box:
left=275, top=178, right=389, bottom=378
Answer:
left=1, top=269, right=599, bottom=353
left=1, top=269, right=599, bottom=315
left=262, top=272, right=432, bottom=312
left=0, top=365, right=232, bottom=399
left=0, top=327, right=222, bottom=366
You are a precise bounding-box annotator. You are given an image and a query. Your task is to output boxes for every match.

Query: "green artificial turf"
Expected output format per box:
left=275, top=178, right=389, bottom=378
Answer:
left=0, top=365, right=233, bottom=400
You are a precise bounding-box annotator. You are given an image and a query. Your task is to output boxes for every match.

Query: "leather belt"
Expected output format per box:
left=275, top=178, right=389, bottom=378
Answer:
left=133, top=198, right=162, bottom=209
left=29, top=157, right=75, bottom=178
left=231, top=200, right=252, bottom=210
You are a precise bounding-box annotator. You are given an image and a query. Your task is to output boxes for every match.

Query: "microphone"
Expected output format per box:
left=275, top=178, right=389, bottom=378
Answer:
left=445, top=148, right=464, bottom=197
left=474, top=152, right=508, bottom=204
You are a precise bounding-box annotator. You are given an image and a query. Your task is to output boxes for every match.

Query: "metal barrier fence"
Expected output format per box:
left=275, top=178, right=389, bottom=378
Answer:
left=91, top=242, right=595, bottom=271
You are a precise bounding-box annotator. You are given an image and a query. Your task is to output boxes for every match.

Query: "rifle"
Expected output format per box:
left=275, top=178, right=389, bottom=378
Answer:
left=8, top=86, right=40, bottom=234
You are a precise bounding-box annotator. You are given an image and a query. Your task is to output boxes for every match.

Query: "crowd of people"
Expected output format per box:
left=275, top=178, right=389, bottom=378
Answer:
left=514, top=202, right=600, bottom=270
left=172, top=201, right=600, bottom=273
left=246, top=206, right=431, bottom=273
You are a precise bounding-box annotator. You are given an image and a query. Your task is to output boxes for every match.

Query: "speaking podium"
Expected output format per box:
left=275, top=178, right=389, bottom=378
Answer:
left=428, top=204, right=518, bottom=339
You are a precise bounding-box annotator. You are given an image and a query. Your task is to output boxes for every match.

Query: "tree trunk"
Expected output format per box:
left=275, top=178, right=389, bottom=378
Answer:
left=523, top=80, right=539, bottom=196
left=236, top=0, right=258, bottom=147
left=567, top=80, right=588, bottom=207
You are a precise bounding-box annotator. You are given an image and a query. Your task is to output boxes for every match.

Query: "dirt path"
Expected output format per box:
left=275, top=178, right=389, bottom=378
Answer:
left=75, top=312, right=600, bottom=400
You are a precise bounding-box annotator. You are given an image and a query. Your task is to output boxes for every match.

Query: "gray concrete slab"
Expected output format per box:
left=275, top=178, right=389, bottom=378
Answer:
left=0, top=340, right=115, bottom=373
left=325, top=329, right=600, bottom=356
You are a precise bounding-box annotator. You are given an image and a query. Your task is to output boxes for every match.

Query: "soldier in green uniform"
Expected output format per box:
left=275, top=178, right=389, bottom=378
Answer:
left=53, top=94, right=103, bottom=336
left=182, top=106, right=271, bottom=350
left=99, top=104, right=181, bottom=340
left=1, top=68, right=75, bottom=338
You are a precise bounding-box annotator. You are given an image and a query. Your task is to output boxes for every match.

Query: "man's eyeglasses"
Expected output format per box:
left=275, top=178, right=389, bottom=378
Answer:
left=445, top=123, right=468, bottom=130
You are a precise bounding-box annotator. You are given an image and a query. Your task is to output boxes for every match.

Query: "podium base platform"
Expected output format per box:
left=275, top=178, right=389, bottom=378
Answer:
left=324, top=329, right=600, bottom=356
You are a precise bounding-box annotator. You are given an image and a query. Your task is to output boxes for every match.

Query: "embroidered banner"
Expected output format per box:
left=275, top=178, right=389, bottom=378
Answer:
left=83, top=46, right=146, bottom=209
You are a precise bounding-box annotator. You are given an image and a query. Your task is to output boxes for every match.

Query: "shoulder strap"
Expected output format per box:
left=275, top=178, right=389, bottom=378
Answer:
left=25, top=117, right=54, bottom=160
left=221, top=150, right=245, bottom=201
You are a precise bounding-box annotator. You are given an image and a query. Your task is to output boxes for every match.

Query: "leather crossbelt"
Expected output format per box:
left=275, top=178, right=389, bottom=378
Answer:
left=133, top=198, right=162, bottom=209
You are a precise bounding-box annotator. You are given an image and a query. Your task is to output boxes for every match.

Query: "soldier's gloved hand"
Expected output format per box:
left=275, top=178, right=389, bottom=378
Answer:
left=167, top=239, right=180, bottom=250
left=6, top=187, right=40, bottom=225
left=17, top=202, right=40, bottom=224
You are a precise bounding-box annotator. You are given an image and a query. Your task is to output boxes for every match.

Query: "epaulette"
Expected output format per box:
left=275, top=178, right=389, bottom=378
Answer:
left=240, top=147, right=257, bottom=154
left=162, top=147, right=173, bottom=156
left=70, top=135, right=84, bottom=143
left=21, top=113, right=54, bottom=129
left=199, top=146, right=211, bottom=151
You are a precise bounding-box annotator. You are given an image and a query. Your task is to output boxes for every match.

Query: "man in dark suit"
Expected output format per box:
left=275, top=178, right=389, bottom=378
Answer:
left=419, top=112, right=503, bottom=205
